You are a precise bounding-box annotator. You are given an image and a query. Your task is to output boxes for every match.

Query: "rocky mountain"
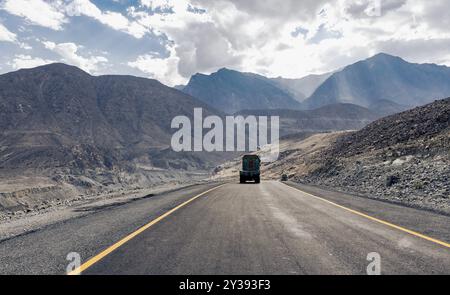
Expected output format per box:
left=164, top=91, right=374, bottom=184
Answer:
left=0, top=63, right=222, bottom=171
left=304, top=53, right=450, bottom=110
left=182, top=68, right=302, bottom=114
left=324, top=98, right=450, bottom=158
left=183, top=53, right=450, bottom=115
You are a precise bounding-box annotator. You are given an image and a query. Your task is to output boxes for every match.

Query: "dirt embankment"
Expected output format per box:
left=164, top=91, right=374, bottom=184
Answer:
left=0, top=167, right=209, bottom=223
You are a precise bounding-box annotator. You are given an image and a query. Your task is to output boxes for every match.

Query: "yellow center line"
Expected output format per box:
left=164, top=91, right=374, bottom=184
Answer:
left=282, top=182, right=450, bottom=249
left=68, top=184, right=226, bottom=275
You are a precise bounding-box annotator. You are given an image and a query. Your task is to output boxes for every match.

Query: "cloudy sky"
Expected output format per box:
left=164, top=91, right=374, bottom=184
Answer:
left=0, top=0, right=449, bottom=86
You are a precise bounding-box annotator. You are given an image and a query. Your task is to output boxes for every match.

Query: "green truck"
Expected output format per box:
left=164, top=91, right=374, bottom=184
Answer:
left=240, top=155, right=261, bottom=184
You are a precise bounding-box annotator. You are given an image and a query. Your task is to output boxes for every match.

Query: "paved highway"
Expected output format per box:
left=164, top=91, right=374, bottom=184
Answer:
left=1, top=181, right=449, bottom=274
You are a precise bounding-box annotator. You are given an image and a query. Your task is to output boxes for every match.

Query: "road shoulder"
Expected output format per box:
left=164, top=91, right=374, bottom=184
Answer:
left=284, top=181, right=450, bottom=244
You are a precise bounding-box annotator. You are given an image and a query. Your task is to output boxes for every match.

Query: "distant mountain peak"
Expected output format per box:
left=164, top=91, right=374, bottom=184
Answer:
left=369, top=52, right=398, bottom=59
left=8, top=62, right=92, bottom=79
left=217, top=67, right=232, bottom=72
left=214, top=67, right=245, bottom=76
left=304, top=53, right=450, bottom=110
left=363, top=52, right=405, bottom=64
left=183, top=67, right=302, bottom=114
left=35, top=62, right=89, bottom=72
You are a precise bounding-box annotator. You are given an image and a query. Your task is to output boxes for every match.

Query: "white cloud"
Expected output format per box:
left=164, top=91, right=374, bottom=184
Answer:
left=128, top=0, right=242, bottom=83
left=10, top=54, right=54, bottom=69
left=127, top=0, right=342, bottom=81
left=128, top=45, right=185, bottom=85
left=43, top=41, right=107, bottom=73
left=1, top=0, right=66, bottom=30
left=2, top=0, right=147, bottom=37
left=0, top=22, right=33, bottom=50
left=2, top=0, right=450, bottom=84
left=125, top=0, right=450, bottom=83
left=65, top=0, right=147, bottom=38
left=0, top=23, right=16, bottom=42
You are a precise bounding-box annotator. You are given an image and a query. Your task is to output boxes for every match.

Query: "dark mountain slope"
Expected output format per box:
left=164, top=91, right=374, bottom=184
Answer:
left=328, top=98, right=450, bottom=158
left=0, top=63, right=220, bottom=170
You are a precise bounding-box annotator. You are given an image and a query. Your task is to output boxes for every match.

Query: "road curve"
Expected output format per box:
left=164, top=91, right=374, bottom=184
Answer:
left=1, top=181, right=449, bottom=275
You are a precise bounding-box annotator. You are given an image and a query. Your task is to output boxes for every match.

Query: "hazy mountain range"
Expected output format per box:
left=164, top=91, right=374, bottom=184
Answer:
left=180, top=53, right=450, bottom=115
left=1, top=52, right=450, bottom=174
left=1, top=53, right=449, bottom=220
left=0, top=61, right=391, bottom=173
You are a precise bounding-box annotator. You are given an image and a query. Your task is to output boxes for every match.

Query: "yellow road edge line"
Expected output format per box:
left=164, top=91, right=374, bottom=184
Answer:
left=282, top=182, right=450, bottom=249
left=68, top=184, right=226, bottom=275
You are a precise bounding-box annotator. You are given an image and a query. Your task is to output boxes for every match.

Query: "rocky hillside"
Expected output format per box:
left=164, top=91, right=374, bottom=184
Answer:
left=324, top=98, right=449, bottom=158
left=298, top=98, right=450, bottom=213
left=0, top=63, right=221, bottom=171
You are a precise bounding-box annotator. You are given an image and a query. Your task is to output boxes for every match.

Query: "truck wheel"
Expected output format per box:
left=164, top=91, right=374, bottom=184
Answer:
left=255, top=177, right=260, bottom=184
left=240, top=177, right=244, bottom=184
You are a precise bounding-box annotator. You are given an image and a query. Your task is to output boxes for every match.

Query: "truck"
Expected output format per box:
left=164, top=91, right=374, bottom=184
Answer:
left=240, top=155, right=261, bottom=184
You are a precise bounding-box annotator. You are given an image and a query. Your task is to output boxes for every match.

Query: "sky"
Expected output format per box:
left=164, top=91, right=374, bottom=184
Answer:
left=0, top=0, right=449, bottom=86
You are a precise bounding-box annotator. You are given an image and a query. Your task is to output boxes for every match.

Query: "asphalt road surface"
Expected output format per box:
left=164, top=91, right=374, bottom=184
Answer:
left=1, top=181, right=449, bottom=275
